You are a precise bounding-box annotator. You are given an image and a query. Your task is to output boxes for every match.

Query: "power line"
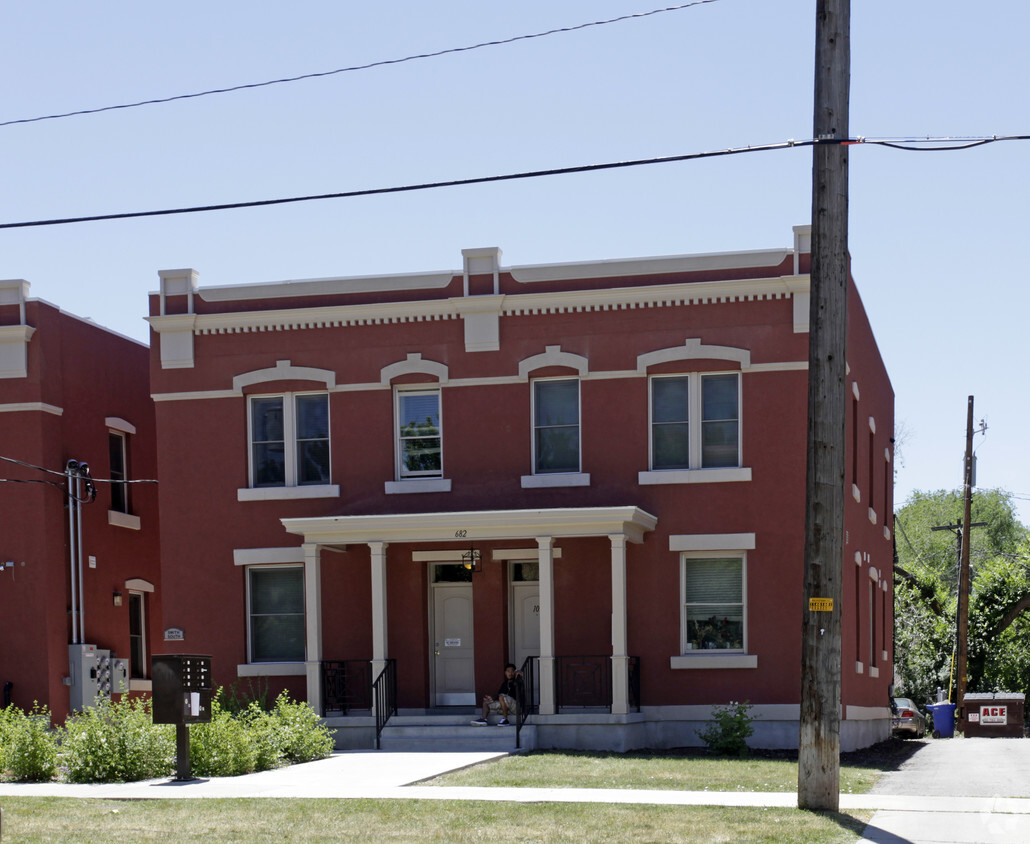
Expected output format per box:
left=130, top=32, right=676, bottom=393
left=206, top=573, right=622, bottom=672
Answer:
left=1, top=2, right=721, bottom=129
left=1, top=134, right=1026, bottom=231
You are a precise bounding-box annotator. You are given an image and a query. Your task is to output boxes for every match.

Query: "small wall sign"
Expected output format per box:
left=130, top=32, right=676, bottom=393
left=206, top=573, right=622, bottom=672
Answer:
left=444, top=638, right=461, bottom=647
left=164, top=627, right=185, bottom=641
left=981, top=705, right=1008, bottom=725
left=809, top=598, right=834, bottom=612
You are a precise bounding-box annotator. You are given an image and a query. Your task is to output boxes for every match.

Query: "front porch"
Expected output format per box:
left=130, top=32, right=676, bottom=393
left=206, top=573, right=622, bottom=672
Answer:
left=278, top=506, right=657, bottom=746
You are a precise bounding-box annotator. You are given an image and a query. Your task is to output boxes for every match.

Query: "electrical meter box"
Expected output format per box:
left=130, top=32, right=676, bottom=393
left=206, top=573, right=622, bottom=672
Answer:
left=152, top=654, right=212, bottom=725
left=68, top=644, right=129, bottom=711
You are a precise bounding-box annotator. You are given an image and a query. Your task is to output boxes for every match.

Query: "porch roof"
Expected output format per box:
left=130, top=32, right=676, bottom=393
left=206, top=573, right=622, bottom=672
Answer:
left=281, top=505, right=657, bottom=548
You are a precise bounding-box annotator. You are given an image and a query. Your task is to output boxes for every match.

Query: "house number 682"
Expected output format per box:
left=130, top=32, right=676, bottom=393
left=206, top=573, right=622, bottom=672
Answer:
left=454, top=530, right=468, bottom=538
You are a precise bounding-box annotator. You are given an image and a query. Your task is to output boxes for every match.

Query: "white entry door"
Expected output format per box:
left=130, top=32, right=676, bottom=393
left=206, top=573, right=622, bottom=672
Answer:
left=432, top=583, right=476, bottom=705
left=511, top=582, right=541, bottom=669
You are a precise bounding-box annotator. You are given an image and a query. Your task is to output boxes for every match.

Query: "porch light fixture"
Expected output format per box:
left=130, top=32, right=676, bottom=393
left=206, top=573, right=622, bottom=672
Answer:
left=462, top=546, right=482, bottom=573
left=112, top=590, right=123, bottom=607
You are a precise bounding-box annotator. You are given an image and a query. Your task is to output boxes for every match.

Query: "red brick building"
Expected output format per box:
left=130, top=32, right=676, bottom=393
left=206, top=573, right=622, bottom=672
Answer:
left=142, top=224, right=894, bottom=751
left=1, top=280, right=160, bottom=723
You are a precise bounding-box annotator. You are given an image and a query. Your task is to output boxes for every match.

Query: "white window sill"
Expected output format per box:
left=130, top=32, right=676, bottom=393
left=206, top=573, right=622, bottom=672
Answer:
left=385, top=478, right=452, bottom=495
left=639, top=467, right=752, bottom=485
left=855, top=661, right=864, bottom=674
left=869, top=666, right=880, bottom=678
left=670, top=653, right=758, bottom=670
left=883, top=525, right=892, bottom=541
left=237, top=662, right=306, bottom=677
left=881, top=649, right=888, bottom=663
left=852, top=483, right=861, bottom=503
left=108, top=510, right=141, bottom=530
left=238, top=485, right=340, bottom=502
left=129, top=679, right=152, bottom=692
left=868, top=507, right=878, bottom=524
left=521, top=472, right=590, bottom=489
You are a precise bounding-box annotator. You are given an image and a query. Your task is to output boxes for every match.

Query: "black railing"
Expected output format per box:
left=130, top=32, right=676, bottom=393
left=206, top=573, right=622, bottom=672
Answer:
left=321, top=660, right=373, bottom=716
left=373, top=659, right=398, bottom=750
left=515, top=655, right=538, bottom=749
left=553, top=655, right=641, bottom=713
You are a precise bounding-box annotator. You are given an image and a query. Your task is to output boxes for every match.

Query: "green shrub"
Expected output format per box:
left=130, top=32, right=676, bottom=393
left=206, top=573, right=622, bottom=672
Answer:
left=62, top=696, right=174, bottom=783
left=267, top=691, right=335, bottom=763
left=189, top=696, right=258, bottom=777
left=696, top=700, right=754, bottom=756
left=2, top=703, right=59, bottom=782
left=220, top=677, right=271, bottom=716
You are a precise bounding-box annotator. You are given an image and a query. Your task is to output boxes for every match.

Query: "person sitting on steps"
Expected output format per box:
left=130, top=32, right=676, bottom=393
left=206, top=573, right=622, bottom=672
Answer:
left=471, top=663, right=523, bottom=726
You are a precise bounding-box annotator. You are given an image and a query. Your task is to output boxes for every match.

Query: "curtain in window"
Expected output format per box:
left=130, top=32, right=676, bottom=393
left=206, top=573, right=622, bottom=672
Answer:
left=684, top=557, right=743, bottom=650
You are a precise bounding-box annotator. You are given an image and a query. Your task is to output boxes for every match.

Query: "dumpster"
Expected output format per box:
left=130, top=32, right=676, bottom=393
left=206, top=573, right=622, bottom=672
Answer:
left=928, top=701, right=956, bottom=738
left=963, top=692, right=1025, bottom=738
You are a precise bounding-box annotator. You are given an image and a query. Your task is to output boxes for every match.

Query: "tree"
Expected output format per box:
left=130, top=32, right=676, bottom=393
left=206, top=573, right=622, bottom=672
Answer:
left=893, top=488, right=1028, bottom=704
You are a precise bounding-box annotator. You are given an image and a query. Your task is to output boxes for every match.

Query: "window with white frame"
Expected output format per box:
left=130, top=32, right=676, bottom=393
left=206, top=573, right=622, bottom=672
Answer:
left=681, top=554, right=745, bottom=652
left=108, top=431, right=130, bottom=513
left=247, top=566, right=305, bottom=663
left=650, top=373, right=740, bottom=470
left=396, top=389, right=442, bottom=478
left=249, top=393, right=330, bottom=488
left=533, top=378, right=580, bottom=474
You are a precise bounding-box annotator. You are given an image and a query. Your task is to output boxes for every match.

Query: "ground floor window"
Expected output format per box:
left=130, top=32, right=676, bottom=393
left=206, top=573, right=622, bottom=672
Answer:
left=248, top=566, right=305, bottom=662
left=681, top=554, right=745, bottom=652
left=128, top=592, right=146, bottom=679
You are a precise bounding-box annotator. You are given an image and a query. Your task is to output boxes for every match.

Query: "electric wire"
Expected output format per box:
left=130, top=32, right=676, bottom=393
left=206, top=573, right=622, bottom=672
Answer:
left=0, top=2, right=721, bottom=129
left=0, top=454, right=157, bottom=484
left=1, top=134, right=1027, bottom=231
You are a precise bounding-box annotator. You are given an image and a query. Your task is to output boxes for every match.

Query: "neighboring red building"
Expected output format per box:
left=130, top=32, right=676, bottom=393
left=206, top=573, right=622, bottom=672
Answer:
left=143, top=224, right=894, bottom=751
left=0, top=280, right=161, bottom=723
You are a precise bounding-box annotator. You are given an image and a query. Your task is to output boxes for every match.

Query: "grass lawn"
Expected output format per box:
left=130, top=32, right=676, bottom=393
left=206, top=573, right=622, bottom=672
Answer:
left=426, top=748, right=888, bottom=794
left=0, top=797, right=873, bottom=843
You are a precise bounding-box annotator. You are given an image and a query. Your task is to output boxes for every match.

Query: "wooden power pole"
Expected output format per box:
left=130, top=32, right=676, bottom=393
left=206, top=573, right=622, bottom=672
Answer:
left=955, top=396, right=975, bottom=724
left=799, top=0, right=850, bottom=812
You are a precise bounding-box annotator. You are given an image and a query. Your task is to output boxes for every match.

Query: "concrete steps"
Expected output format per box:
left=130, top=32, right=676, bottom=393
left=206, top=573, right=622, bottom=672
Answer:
left=378, top=714, right=535, bottom=752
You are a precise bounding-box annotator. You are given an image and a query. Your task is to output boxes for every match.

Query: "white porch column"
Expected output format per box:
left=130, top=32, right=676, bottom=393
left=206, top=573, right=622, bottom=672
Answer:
left=369, top=542, right=389, bottom=676
left=303, top=543, right=324, bottom=715
left=609, top=533, right=630, bottom=715
left=536, top=536, right=556, bottom=715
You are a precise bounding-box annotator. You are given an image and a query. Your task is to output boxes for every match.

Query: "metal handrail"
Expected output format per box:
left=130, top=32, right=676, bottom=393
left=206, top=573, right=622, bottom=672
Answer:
left=515, top=655, right=537, bottom=749
left=373, top=659, right=397, bottom=749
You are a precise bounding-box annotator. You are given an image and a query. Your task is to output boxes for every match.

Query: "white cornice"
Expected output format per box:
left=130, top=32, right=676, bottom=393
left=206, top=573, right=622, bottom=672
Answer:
left=282, top=506, right=658, bottom=547
left=145, top=275, right=809, bottom=338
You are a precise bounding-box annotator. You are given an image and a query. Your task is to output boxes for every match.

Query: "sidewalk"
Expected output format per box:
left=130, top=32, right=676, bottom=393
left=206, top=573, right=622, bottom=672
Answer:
left=2, top=746, right=1029, bottom=843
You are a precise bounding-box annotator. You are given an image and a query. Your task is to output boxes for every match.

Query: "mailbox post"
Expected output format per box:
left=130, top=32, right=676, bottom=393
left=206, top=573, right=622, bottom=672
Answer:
left=152, top=655, right=212, bottom=780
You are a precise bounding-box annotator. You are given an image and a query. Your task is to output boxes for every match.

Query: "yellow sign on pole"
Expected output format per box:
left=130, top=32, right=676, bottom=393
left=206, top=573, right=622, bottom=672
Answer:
left=809, top=597, right=834, bottom=612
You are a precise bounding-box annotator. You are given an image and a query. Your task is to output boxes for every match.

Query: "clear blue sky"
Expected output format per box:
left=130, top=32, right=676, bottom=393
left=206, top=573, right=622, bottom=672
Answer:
left=3, top=1, right=1028, bottom=523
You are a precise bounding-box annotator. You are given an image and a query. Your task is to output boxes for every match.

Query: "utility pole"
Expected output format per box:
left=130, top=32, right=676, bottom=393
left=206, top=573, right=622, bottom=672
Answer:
left=956, top=396, right=976, bottom=725
left=799, top=0, right=850, bottom=812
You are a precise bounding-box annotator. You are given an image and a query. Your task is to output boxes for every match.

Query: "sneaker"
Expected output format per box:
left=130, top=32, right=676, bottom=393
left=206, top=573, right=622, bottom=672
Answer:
left=470, top=718, right=488, bottom=726
left=497, top=718, right=510, bottom=726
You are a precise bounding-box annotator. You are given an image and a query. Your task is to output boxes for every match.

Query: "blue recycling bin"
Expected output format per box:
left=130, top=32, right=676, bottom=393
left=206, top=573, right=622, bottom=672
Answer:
left=928, top=702, right=956, bottom=738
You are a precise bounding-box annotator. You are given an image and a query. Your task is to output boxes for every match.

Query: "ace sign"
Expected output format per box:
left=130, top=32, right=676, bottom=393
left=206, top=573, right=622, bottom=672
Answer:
left=980, top=705, right=1008, bottom=725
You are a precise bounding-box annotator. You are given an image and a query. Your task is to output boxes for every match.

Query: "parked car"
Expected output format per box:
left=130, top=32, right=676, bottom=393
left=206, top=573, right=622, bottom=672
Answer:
left=891, top=697, right=927, bottom=738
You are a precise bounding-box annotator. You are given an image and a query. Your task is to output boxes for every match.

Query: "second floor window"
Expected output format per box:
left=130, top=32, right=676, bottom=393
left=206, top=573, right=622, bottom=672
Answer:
left=108, top=431, right=130, bottom=513
left=533, top=379, right=580, bottom=474
left=650, top=373, right=741, bottom=470
left=397, top=390, right=442, bottom=478
left=249, top=393, right=330, bottom=488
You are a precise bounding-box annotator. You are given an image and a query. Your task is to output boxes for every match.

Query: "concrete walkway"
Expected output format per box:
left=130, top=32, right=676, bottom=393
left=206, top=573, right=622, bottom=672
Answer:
left=1, top=741, right=1028, bottom=842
